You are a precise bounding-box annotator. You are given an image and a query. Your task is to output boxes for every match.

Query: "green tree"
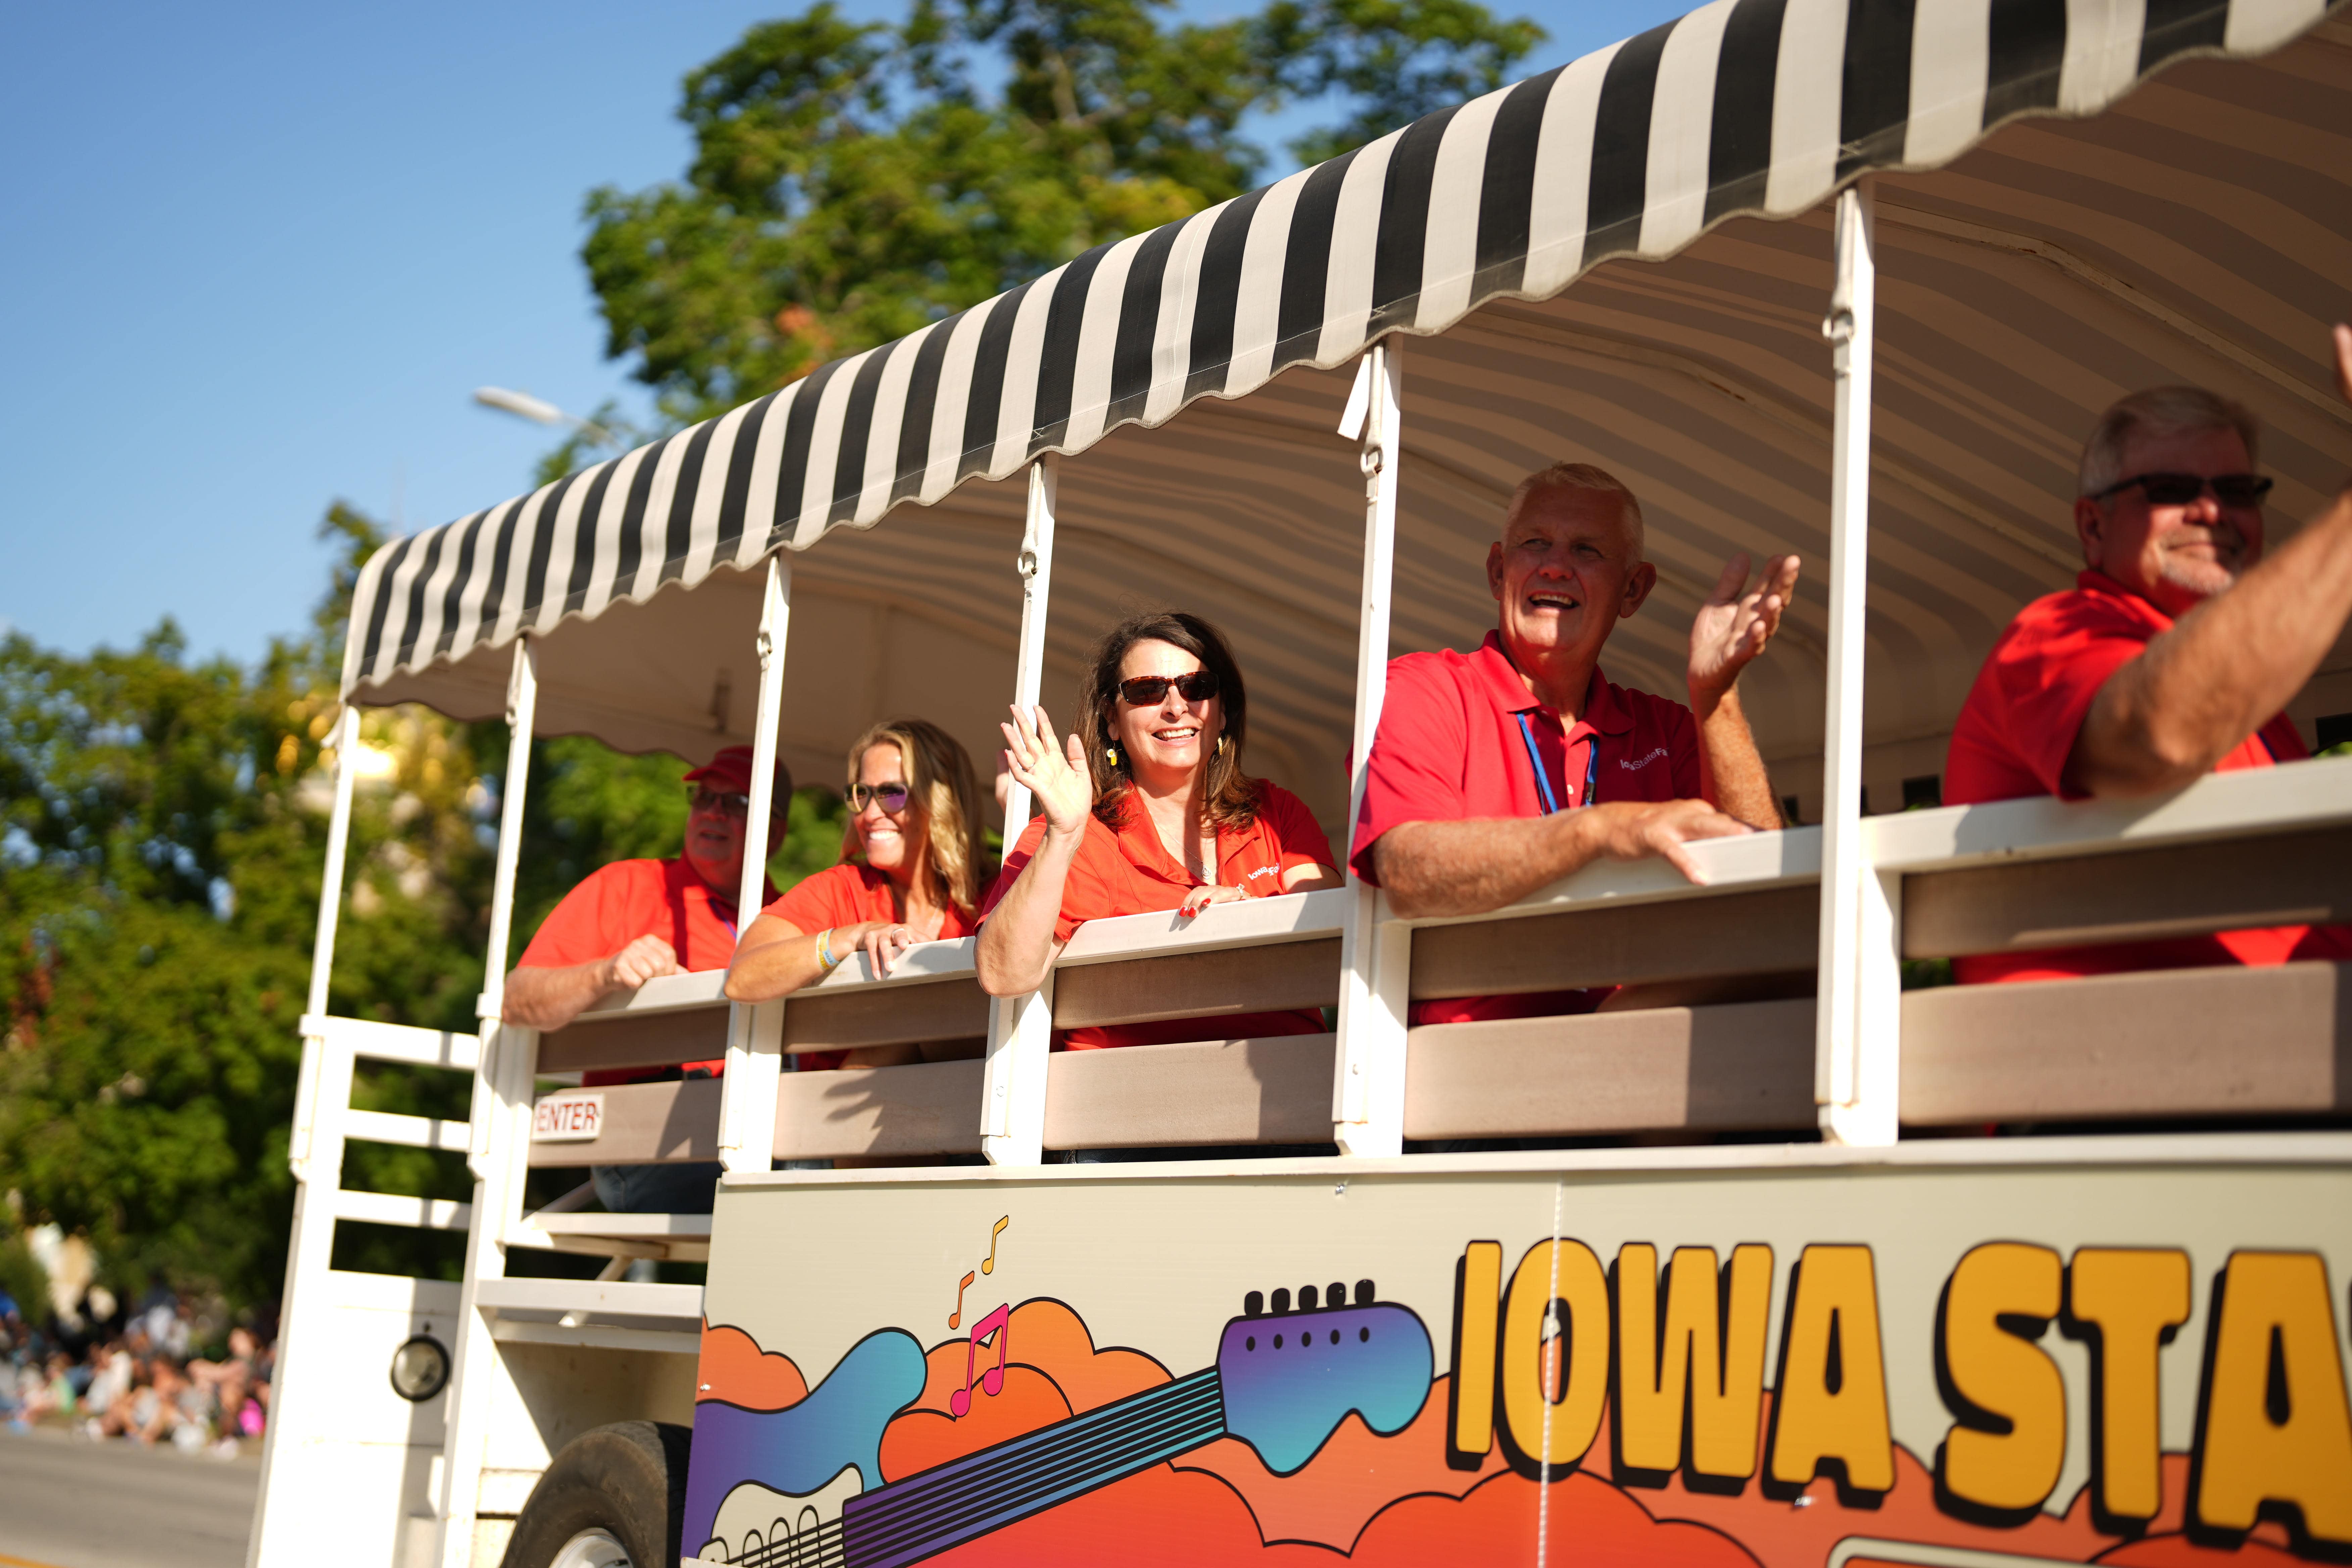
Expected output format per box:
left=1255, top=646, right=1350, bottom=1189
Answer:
left=1, top=506, right=857, bottom=1306
left=583, top=0, right=1541, bottom=424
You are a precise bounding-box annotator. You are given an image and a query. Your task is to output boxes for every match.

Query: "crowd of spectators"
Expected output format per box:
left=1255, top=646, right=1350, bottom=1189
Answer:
left=0, top=1283, right=273, bottom=1458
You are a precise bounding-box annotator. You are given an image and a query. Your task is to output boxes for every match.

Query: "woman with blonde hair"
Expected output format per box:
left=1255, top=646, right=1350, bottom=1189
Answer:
left=727, top=717, right=990, bottom=1065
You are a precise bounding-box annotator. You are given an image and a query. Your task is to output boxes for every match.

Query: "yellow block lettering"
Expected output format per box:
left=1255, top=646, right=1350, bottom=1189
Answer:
left=1616, top=1243, right=1773, bottom=1481
left=1450, top=1240, right=1503, bottom=1464
left=2194, top=1251, right=2352, bottom=1546
left=2066, top=1247, right=2190, bottom=1524
left=1502, top=1238, right=1610, bottom=1475
left=1768, top=1244, right=1894, bottom=1494
left=1938, top=1242, right=2066, bottom=1513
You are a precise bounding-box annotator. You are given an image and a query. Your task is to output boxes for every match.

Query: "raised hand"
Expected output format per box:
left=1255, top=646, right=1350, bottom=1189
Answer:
left=999, top=705, right=1093, bottom=838
left=1688, top=552, right=1800, bottom=707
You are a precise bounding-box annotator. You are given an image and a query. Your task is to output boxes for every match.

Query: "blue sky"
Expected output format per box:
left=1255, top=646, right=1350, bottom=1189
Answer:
left=1, top=0, right=1684, bottom=667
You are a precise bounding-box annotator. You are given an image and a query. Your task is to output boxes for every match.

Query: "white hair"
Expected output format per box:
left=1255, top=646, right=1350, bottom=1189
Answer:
left=2078, top=385, right=2260, bottom=498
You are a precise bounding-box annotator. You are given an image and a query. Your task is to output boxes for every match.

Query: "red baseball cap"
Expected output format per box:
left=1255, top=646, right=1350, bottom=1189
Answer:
left=684, top=745, right=795, bottom=802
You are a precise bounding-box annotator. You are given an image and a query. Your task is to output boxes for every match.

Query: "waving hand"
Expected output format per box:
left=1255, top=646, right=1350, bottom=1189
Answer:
left=1000, top=705, right=1094, bottom=838
left=1689, top=552, right=1800, bottom=706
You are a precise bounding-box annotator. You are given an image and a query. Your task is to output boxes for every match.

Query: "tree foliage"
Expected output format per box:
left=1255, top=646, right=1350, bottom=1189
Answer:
left=584, top=0, right=1541, bottom=423
left=0, top=508, right=846, bottom=1308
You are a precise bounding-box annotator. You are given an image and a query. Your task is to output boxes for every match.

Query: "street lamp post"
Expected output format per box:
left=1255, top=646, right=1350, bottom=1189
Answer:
left=472, top=386, right=609, bottom=444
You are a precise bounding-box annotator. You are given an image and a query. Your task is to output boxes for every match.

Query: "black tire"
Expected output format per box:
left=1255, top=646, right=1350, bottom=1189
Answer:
left=500, top=1420, right=690, bottom=1568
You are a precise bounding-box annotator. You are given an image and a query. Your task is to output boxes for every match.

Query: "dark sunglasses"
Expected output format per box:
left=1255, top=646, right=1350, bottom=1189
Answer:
left=687, top=786, right=749, bottom=816
left=1117, top=670, right=1220, bottom=707
left=848, top=781, right=913, bottom=813
left=2088, top=471, right=2272, bottom=508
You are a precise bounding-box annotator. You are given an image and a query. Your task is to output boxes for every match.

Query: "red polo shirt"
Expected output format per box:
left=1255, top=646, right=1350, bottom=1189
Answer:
left=1946, top=570, right=2352, bottom=981
left=759, top=863, right=984, bottom=1069
left=1351, top=632, right=1702, bottom=1024
left=518, top=857, right=771, bottom=1081
left=982, top=782, right=1337, bottom=1049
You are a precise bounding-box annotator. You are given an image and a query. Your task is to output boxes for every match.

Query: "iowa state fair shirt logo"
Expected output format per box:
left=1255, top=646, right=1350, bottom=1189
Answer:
left=1619, top=746, right=1671, bottom=772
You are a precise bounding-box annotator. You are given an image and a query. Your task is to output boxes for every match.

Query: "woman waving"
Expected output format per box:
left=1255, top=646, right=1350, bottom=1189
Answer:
left=977, top=611, right=1342, bottom=1049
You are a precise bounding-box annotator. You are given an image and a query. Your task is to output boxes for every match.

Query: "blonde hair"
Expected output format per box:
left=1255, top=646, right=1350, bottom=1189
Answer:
left=841, top=718, right=989, bottom=915
left=2078, top=386, right=2261, bottom=498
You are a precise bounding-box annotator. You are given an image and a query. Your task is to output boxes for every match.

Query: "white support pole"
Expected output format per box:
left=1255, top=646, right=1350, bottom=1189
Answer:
left=720, top=556, right=792, bottom=1174
left=981, top=458, right=1059, bottom=1167
left=1814, top=182, right=1901, bottom=1147
left=289, top=705, right=361, bottom=1184
left=1331, top=343, right=1411, bottom=1158
left=248, top=707, right=362, bottom=1568
left=438, top=639, right=540, bottom=1568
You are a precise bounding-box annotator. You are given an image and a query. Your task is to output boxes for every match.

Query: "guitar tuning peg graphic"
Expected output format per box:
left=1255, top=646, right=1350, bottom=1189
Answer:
left=1243, top=1291, right=1263, bottom=1318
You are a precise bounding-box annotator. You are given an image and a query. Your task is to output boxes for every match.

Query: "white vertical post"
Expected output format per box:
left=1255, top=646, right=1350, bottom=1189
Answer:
left=721, top=556, right=791, bottom=1175
left=981, top=458, right=1059, bottom=1167
left=289, top=705, right=361, bottom=1183
left=438, top=638, right=540, bottom=1568
left=248, top=704, right=363, bottom=1568
left=1814, top=183, right=1901, bottom=1147
left=1332, top=343, right=1411, bottom=1158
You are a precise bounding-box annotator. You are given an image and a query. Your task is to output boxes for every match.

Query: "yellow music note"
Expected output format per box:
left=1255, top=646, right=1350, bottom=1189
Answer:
left=980, top=1216, right=1010, bottom=1275
left=947, top=1271, right=976, bottom=1329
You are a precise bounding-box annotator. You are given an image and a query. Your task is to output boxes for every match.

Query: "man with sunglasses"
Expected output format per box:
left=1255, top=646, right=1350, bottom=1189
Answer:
left=504, top=744, right=792, bottom=1211
left=1944, top=326, right=2352, bottom=982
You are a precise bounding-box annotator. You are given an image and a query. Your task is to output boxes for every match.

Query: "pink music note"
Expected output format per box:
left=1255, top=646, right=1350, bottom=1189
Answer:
left=948, top=1304, right=1010, bottom=1418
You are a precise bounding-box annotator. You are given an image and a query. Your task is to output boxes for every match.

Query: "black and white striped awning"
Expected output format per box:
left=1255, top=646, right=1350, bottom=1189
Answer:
left=339, top=0, right=2349, bottom=825
left=344, top=0, right=2335, bottom=699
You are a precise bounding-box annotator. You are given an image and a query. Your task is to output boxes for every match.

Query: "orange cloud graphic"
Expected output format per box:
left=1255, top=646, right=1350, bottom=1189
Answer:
left=880, top=1298, right=1174, bottom=1481
left=696, top=1320, right=808, bottom=1410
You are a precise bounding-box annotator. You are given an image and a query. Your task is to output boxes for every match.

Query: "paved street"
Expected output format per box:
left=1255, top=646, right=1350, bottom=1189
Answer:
left=0, top=1425, right=257, bottom=1568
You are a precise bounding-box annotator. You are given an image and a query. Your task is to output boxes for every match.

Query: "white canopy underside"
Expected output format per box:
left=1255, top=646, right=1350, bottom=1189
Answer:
left=356, top=20, right=2352, bottom=832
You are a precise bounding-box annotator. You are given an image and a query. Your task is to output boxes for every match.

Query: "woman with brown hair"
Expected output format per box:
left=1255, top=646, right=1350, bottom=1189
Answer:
left=727, top=717, right=990, bottom=1066
left=977, top=610, right=1343, bottom=1050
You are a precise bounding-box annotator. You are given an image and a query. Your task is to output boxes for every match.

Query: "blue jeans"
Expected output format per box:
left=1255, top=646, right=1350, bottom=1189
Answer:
left=591, top=1161, right=723, bottom=1214
left=589, top=1158, right=833, bottom=1213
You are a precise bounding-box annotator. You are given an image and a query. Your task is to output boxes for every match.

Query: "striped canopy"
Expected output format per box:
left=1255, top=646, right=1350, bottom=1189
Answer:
left=344, top=0, right=2351, bottom=828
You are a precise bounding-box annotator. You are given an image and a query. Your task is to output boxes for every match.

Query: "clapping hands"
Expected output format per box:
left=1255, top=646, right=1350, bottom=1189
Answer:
left=1688, top=552, right=1800, bottom=707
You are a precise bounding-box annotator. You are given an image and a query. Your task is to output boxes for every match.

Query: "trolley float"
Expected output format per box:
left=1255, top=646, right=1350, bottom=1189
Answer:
left=251, top=0, right=2352, bottom=1562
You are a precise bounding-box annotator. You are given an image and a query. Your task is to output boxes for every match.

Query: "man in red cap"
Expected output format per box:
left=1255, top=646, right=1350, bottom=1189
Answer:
left=504, top=744, right=791, bottom=1212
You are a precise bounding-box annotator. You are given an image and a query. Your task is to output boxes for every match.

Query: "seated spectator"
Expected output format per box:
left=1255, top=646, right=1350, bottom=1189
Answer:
left=503, top=743, right=791, bottom=1213
left=1352, top=462, right=1799, bottom=1022
left=979, top=611, right=1344, bottom=1049
left=727, top=718, right=993, bottom=1067
left=1945, top=326, right=2352, bottom=982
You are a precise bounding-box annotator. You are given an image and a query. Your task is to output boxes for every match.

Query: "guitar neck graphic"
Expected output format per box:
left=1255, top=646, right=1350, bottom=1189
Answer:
left=843, top=1368, right=1224, bottom=1568
left=702, top=1289, right=1433, bottom=1568
left=721, top=1370, right=1225, bottom=1568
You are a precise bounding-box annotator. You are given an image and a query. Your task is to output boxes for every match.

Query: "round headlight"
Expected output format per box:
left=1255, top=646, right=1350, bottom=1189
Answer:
left=389, top=1333, right=451, bottom=1403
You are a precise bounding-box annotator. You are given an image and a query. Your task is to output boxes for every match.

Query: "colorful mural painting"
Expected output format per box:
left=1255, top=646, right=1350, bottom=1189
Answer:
left=682, top=1160, right=2352, bottom=1567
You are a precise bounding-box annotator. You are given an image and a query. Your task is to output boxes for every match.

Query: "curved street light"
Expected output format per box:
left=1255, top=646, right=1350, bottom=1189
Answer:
left=473, top=386, right=610, bottom=444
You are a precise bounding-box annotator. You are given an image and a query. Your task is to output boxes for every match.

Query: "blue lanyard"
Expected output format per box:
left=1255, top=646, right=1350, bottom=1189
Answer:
left=1515, top=712, right=1599, bottom=816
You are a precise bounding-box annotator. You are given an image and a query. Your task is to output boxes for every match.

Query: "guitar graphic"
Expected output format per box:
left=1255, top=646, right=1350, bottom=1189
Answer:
left=688, top=1281, right=1433, bottom=1568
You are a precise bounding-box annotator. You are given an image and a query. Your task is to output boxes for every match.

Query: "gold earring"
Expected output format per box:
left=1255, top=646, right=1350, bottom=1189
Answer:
left=1104, top=745, right=1119, bottom=767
